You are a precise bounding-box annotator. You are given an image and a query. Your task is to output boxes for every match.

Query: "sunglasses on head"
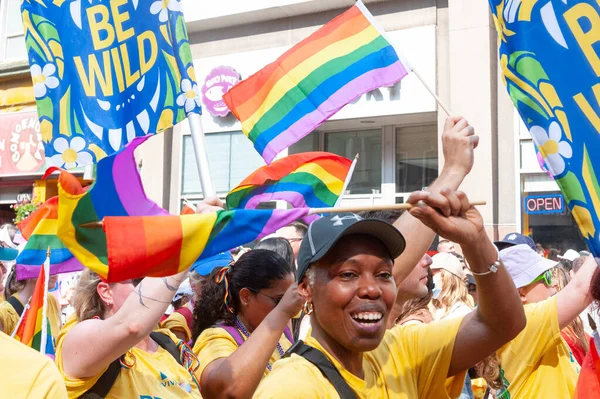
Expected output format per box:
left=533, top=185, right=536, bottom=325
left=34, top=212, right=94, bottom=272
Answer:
left=531, top=270, right=553, bottom=287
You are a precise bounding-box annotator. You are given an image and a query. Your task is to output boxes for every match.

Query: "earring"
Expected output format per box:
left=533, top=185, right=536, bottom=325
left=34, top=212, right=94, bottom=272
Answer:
left=302, top=301, right=314, bottom=315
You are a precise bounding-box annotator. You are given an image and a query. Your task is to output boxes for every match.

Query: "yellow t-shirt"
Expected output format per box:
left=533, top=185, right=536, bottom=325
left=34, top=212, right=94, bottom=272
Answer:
left=55, top=317, right=202, bottom=399
left=496, top=296, right=579, bottom=398
left=0, top=331, right=67, bottom=398
left=254, top=317, right=466, bottom=399
left=0, top=293, right=61, bottom=337
left=193, top=326, right=293, bottom=381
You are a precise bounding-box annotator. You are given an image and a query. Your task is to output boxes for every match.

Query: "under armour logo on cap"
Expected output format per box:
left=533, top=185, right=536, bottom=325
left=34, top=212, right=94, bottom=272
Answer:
left=330, top=214, right=362, bottom=226
left=508, top=233, right=517, bottom=240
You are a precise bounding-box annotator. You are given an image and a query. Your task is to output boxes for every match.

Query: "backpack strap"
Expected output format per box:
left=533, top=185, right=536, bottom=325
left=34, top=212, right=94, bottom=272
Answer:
left=79, top=332, right=182, bottom=398
left=216, top=324, right=246, bottom=346
left=150, top=331, right=183, bottom=365
left=7, top=295, right=24, bottom=317
left=285, top=340, right=358, bottom=399
left=79, top=360, right=121, bottom=399
left=283, top=325, right=294, bottom=344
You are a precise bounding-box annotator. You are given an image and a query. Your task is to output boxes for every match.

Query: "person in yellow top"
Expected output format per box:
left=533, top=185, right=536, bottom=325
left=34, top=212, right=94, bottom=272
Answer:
left=494, top=244, right=598, bottom=398
left=0, top=267, right=61, bottom=337
left=255, top=189, right=527, bottom=398
left=55, top=197, right=223, bottom=399
left=192, top=249, right=302, bottom=398
left=0, top=330, right=67, bottom=399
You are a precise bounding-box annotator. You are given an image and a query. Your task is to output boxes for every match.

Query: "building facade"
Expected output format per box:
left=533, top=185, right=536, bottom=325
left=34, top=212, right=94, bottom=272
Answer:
left=0, top=0, right=586, bottom=250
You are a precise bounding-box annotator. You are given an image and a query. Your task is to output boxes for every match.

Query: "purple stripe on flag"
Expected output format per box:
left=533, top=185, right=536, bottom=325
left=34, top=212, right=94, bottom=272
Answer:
left=261, top=60, right=408, bottom=163
left=259, top=208, right=311, bottom=239
left=16, top=257, right=84, bottom=280
left=113, top=136, right=169, bottom=217
left=244, top=191, right=309, bottom=209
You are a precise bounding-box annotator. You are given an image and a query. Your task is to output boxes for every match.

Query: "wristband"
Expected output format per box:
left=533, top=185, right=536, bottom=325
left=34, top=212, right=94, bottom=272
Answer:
left=470, top=259, right=500, bottom=276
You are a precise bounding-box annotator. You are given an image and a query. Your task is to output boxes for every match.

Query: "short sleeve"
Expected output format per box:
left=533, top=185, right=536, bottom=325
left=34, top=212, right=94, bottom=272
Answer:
left=386, top=316, right=467, bottom=398
left=192, top=328, right=238, bottom=380
left=503, top=297, right=560, bottom=366
left=0, top=301, right=20, bottom=335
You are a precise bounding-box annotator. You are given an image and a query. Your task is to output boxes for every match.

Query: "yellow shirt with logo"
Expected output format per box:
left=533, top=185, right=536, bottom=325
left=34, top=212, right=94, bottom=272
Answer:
left=0, top=331, right=67, bottom=399
left=496, top=296, right=579, bottom=398
left=254, top=316, right=466, bottom=399
left=193, top=326, right=293, bottom=381
left=55, top=317, right=202, bottom=399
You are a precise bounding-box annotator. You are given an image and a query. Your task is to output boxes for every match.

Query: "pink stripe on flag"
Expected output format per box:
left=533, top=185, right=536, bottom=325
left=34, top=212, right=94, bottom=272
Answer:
left=262, top=60, right=408, bottom=163
left=244, top=191, right=309, bottom=209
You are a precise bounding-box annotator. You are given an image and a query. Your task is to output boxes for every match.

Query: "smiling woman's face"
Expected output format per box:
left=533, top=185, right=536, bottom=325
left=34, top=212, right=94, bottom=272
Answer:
left=301, top=235, right=396, bottom=353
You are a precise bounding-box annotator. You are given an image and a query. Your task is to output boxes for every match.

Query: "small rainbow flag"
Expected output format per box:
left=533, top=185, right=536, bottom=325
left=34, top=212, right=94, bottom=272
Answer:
left=226, top=152, right=352, bottom=214
left=575, top=333, right=600, bottom=399
left=16, top=196, right=83, bottom=280
left=223, top=1, right=409, bottom=163
left=14, top=258, right=54, bottom=357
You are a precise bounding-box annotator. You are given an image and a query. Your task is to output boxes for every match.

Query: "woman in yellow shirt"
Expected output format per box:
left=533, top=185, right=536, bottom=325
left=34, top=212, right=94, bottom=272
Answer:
left=55, top=197, right=223, bottom=399
left=192, top=249, right=302, bottom=399
left=255, top=190, right=527, bottom=399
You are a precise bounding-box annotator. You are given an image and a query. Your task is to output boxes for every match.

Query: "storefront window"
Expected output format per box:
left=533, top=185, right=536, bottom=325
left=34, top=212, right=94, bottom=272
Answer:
left=289, top=132, right=319, bottom=154
left=325, top=129, right=382, bottom=195
left=182, top=132, right=265, bottom=197
left=1, top=0, right=27, bottom=61
left=395, top=125, right=438, bottom=193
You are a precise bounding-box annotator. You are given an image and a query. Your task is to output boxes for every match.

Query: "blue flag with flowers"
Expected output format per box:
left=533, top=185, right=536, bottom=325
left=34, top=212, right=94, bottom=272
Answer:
left=489, top=0, right=600, bottom=256
left=21, top=0, right=201, bottom=169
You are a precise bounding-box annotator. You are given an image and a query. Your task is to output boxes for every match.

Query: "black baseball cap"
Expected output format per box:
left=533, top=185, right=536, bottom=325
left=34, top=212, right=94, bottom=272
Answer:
left=296, top=213, right=406, bottom=281
left=494, top=232, right=536, bottom=251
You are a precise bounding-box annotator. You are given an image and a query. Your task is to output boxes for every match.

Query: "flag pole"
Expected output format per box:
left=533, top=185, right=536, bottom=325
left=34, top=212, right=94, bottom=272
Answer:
left=39, top=247, right=51, bottom=356
left=187, top=113, right=217, bottom=198
left=79, top=201, right=487, bottom=228
left=355, top=0, right=452, bottom=116
left=334, top=154, right=359, bottom=207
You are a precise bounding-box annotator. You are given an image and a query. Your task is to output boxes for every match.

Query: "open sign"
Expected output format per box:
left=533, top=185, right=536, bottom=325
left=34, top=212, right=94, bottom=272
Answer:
left=524, top=194, right=564, bottom=215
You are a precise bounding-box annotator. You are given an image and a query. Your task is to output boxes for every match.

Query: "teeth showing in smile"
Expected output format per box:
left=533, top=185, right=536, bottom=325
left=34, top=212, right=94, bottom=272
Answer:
left=351, top=312, right=383, bottom=322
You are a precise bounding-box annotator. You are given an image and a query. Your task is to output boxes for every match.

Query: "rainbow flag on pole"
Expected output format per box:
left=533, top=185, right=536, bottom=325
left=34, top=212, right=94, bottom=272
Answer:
left=16, top=196, right=83, bottom=280
left=223, top=0, right=409, bottom=163
left=14, top=256, right=54, bottom=357
left=226, top=152, right=353, bottom=212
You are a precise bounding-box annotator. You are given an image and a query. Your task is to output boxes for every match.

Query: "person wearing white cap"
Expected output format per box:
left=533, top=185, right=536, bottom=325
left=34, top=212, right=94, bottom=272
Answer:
left=430, top=252, right=474, bottom=321
left=495, top=244, right=598, bottom=398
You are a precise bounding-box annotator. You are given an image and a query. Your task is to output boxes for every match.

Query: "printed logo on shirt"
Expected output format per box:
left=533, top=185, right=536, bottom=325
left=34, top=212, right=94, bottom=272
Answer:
left=157, top=371, right=193, bottom=393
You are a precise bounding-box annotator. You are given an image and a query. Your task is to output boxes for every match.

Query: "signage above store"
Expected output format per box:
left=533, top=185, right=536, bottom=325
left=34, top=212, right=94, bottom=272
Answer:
left=524, top=194, right=564, bottom=215
left=0, top=111, right=46, bottom=176
left=201, top=66, right=241, bottom=117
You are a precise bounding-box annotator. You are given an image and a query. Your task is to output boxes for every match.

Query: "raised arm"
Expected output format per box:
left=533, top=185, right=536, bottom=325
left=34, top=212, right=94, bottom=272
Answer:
left=408, top=190, right=526, bottom=377
left=61, top=197, right=224, bottom=379
left=200, top=284, right=302, bottom=399
left=392, top=116, right=478, bottom=285
left=557, top=255, right=598, bottom=330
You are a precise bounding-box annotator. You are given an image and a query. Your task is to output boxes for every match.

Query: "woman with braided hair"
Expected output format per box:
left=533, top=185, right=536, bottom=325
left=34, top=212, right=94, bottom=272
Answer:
left=192, top=249, right=302, bottom=399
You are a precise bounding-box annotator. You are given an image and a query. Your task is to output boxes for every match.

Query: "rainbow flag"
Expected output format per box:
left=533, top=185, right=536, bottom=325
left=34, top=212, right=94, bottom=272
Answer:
left=14, top=259, right=54, bottom=357
left=101, top=208, right=309, bottom=282
left=226, top=152, right=352, bottom=215
left=56, top=136, right=168, bottom=281
left=575, top=333, right=600, bottom=399
left=223, top=1, right=409, bottom=163
left=15, top=196, right=83, bottom=280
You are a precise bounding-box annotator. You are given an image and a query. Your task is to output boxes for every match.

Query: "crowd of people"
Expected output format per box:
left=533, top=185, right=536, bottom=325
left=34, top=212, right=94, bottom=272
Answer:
left=1, top=116, right=599, bottom=398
